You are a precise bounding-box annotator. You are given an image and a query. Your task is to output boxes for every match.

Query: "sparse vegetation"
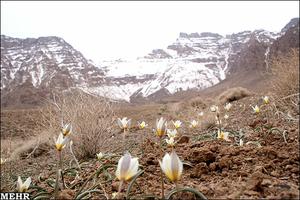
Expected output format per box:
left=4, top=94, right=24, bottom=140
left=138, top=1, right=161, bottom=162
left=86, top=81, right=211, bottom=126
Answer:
left=218, top=87, right=252, bottom=104
left=189, top=97, right=207, bottom=109
left=38, top=90, right=116, bottom=159
left=270, top=49, right=299, bottom=117
left=1, top=91, right=299, bottom=199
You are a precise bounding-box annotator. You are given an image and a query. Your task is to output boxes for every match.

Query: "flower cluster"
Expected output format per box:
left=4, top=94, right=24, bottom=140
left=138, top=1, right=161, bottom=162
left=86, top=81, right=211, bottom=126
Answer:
left=15, top=96, right=272, bottom=198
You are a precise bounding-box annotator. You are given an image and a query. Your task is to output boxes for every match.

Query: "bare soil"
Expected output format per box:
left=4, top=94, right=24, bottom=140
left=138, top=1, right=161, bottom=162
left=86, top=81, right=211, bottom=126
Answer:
left=0, top=95, right=299, bottom=199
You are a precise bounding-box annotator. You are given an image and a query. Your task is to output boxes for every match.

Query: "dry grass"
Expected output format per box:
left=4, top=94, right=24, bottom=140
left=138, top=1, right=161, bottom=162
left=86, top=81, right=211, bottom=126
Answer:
left=218, top=87, right=252, bottom=104
left=38, top=90, right=116, bottom=159
left=200, top=112, right=217, bottom=130
left=270, top=49, right=299, bottom=115
left=189, top=97, right=208, bottom=109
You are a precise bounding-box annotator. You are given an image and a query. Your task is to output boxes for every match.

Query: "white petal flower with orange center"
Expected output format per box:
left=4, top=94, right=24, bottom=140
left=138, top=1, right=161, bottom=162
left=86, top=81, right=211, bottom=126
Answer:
left=117, top=117, right=131, bottom=130
left=159, top=151, right=183, bottom=183
left=55, top=133, right=69, bottom=151
left=189, top=120, right=198, bottom=128
left=155, top=117, right=167, bottom=137
left=167, top=129, right=178, bottom=138
left=62, top=123, right=72, bottom=137
left=139, top=121, right=148, bottom=129
left=217, top=130, right=231, bottom=141
left=115, top=152, right=139, bottom=182
left=252, top=105, right=260, bottom=114
left=96, top=152, right=104, bottom=160
left=263, top=96, right=269, bottom=104
left=165, top=137, right=176, bottom=147
left=172, top=120, right=182, bottom=129
left=17, top=176, right=31, bottom=192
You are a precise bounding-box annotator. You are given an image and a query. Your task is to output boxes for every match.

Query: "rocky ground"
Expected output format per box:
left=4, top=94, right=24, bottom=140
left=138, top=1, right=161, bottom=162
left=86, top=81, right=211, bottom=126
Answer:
left=0, top=94, right=299, bottom=199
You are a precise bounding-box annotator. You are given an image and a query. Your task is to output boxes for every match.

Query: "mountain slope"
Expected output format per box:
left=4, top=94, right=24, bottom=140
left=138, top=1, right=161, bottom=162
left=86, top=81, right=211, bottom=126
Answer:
left=1, top=35, right=105, bottom=106
left=192, top=18, right=299, bottom=98
left=1, top=18, right=298, bottom=107
left=84, top=29, right=279, bottom=102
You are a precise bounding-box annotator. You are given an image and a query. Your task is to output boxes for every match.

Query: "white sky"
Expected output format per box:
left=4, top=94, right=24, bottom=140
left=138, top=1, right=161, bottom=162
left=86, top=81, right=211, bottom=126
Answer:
left=1, top=1, right=299, bottom=62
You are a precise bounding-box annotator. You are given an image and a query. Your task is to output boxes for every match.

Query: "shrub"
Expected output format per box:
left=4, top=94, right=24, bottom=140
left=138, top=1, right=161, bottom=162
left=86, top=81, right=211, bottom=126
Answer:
left=218, top=87, right=252, bottom=104
left=189, top=97, right=207, bottom=109
left=200, top=112, right=217, bottom=130
left=39, top=90, right=116, bottom=159
left=270, top=49, right=299, bottom=115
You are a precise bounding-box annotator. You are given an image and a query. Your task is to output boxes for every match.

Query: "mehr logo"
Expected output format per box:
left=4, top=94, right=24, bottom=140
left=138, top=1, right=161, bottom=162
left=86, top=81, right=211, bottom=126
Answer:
left=0, top=193, right=30, bottom=200
left=1, top=176, right=32, bottom=200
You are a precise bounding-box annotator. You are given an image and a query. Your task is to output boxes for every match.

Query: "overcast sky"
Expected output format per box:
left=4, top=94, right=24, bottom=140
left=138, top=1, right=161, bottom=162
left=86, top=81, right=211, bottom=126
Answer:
left=1, top=1, right=299, bottom=62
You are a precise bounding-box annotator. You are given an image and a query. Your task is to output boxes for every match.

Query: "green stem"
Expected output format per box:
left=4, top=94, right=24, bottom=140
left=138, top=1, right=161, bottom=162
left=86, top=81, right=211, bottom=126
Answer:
left=54, top=151, right=62, bottom=199
left=75, top=164, right=115, bottom=198
left=59, top=151, right=63, bottom=171
left=54, top=169, right=60, bottom=199
left=123, top=129, right=126, bottom=152
left=160, top=138, right=165, bottom=200
left=59, top=151, right=66, bottom=189
left=217, top=114, right=222, bottom=133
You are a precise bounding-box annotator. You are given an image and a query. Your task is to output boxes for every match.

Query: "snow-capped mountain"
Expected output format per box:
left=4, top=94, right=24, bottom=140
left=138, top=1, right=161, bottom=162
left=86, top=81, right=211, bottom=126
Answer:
left=1, top=18, right=298, bottom=106
left=1, top=35, right=105, bottom=91
left=81, top=30, right=279, bottom=102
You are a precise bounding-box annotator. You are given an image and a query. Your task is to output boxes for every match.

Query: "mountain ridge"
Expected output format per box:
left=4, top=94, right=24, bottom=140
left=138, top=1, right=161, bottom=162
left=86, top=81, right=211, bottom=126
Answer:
left=1, top=18, right=299, bottom=107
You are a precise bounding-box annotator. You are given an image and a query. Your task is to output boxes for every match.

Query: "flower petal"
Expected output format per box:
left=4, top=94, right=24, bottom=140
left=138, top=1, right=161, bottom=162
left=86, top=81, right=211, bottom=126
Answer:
left=125, top=157, right=139, bottom=181
left=115, top=156, right=123, bottom=180
left=117, top=118, right=123, bottom=128
left=24, top=177, right=31, bottom=189
left=127, top=119, right=132, bottom=128
left=17, top=176, right=23, bottom=192
left=120, top=153, right=131, bottom=180
left=161, top=153, right=173, bottom=181
left=170, top=151, right=182, bottom=181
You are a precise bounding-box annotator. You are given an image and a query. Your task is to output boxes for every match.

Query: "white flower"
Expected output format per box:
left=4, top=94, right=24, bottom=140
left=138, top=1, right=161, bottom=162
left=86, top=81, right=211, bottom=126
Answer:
left=224, top=103, right=232, bottom=111
left=159, top=151, right=183, bottom=182
left=224, top=114, right=229, bottom=120
left=165, top=137, right=176, bottom=147
left=167, top=129, right=178, bottom=138
left=155, top=117, right=167, bottom=137
left=210, top=105, right=219, bottom=113
left=62, top=123, right=72, bottom=136
left=172, top=120, right=182, bottom=129
left=217, top=130, right=230, bottom=141
left=115, top=152, right=139, bottom=182
left=215, top=117, right=222, bottom=125
left=96, top=152, right=104, bottom=160
left=263, top=96, right=269, bottom=104
left=252, top=105, right=260, bottom=114
left=139, top=121, right=148, bottom=129
left=198, top=112, right=204, bottom=117
left=239, top=139, right=244, bottom=146
left=189, top=120, right=198, bottom=128
left=117, top=117, right=131, bottom=130
left=17, top=176, right=31, bottom=192
left=1, top=158, right=7, bottom=165
left=55, top=133, right=69, bottom=151
left=112, top=192, right=118, bottom=199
